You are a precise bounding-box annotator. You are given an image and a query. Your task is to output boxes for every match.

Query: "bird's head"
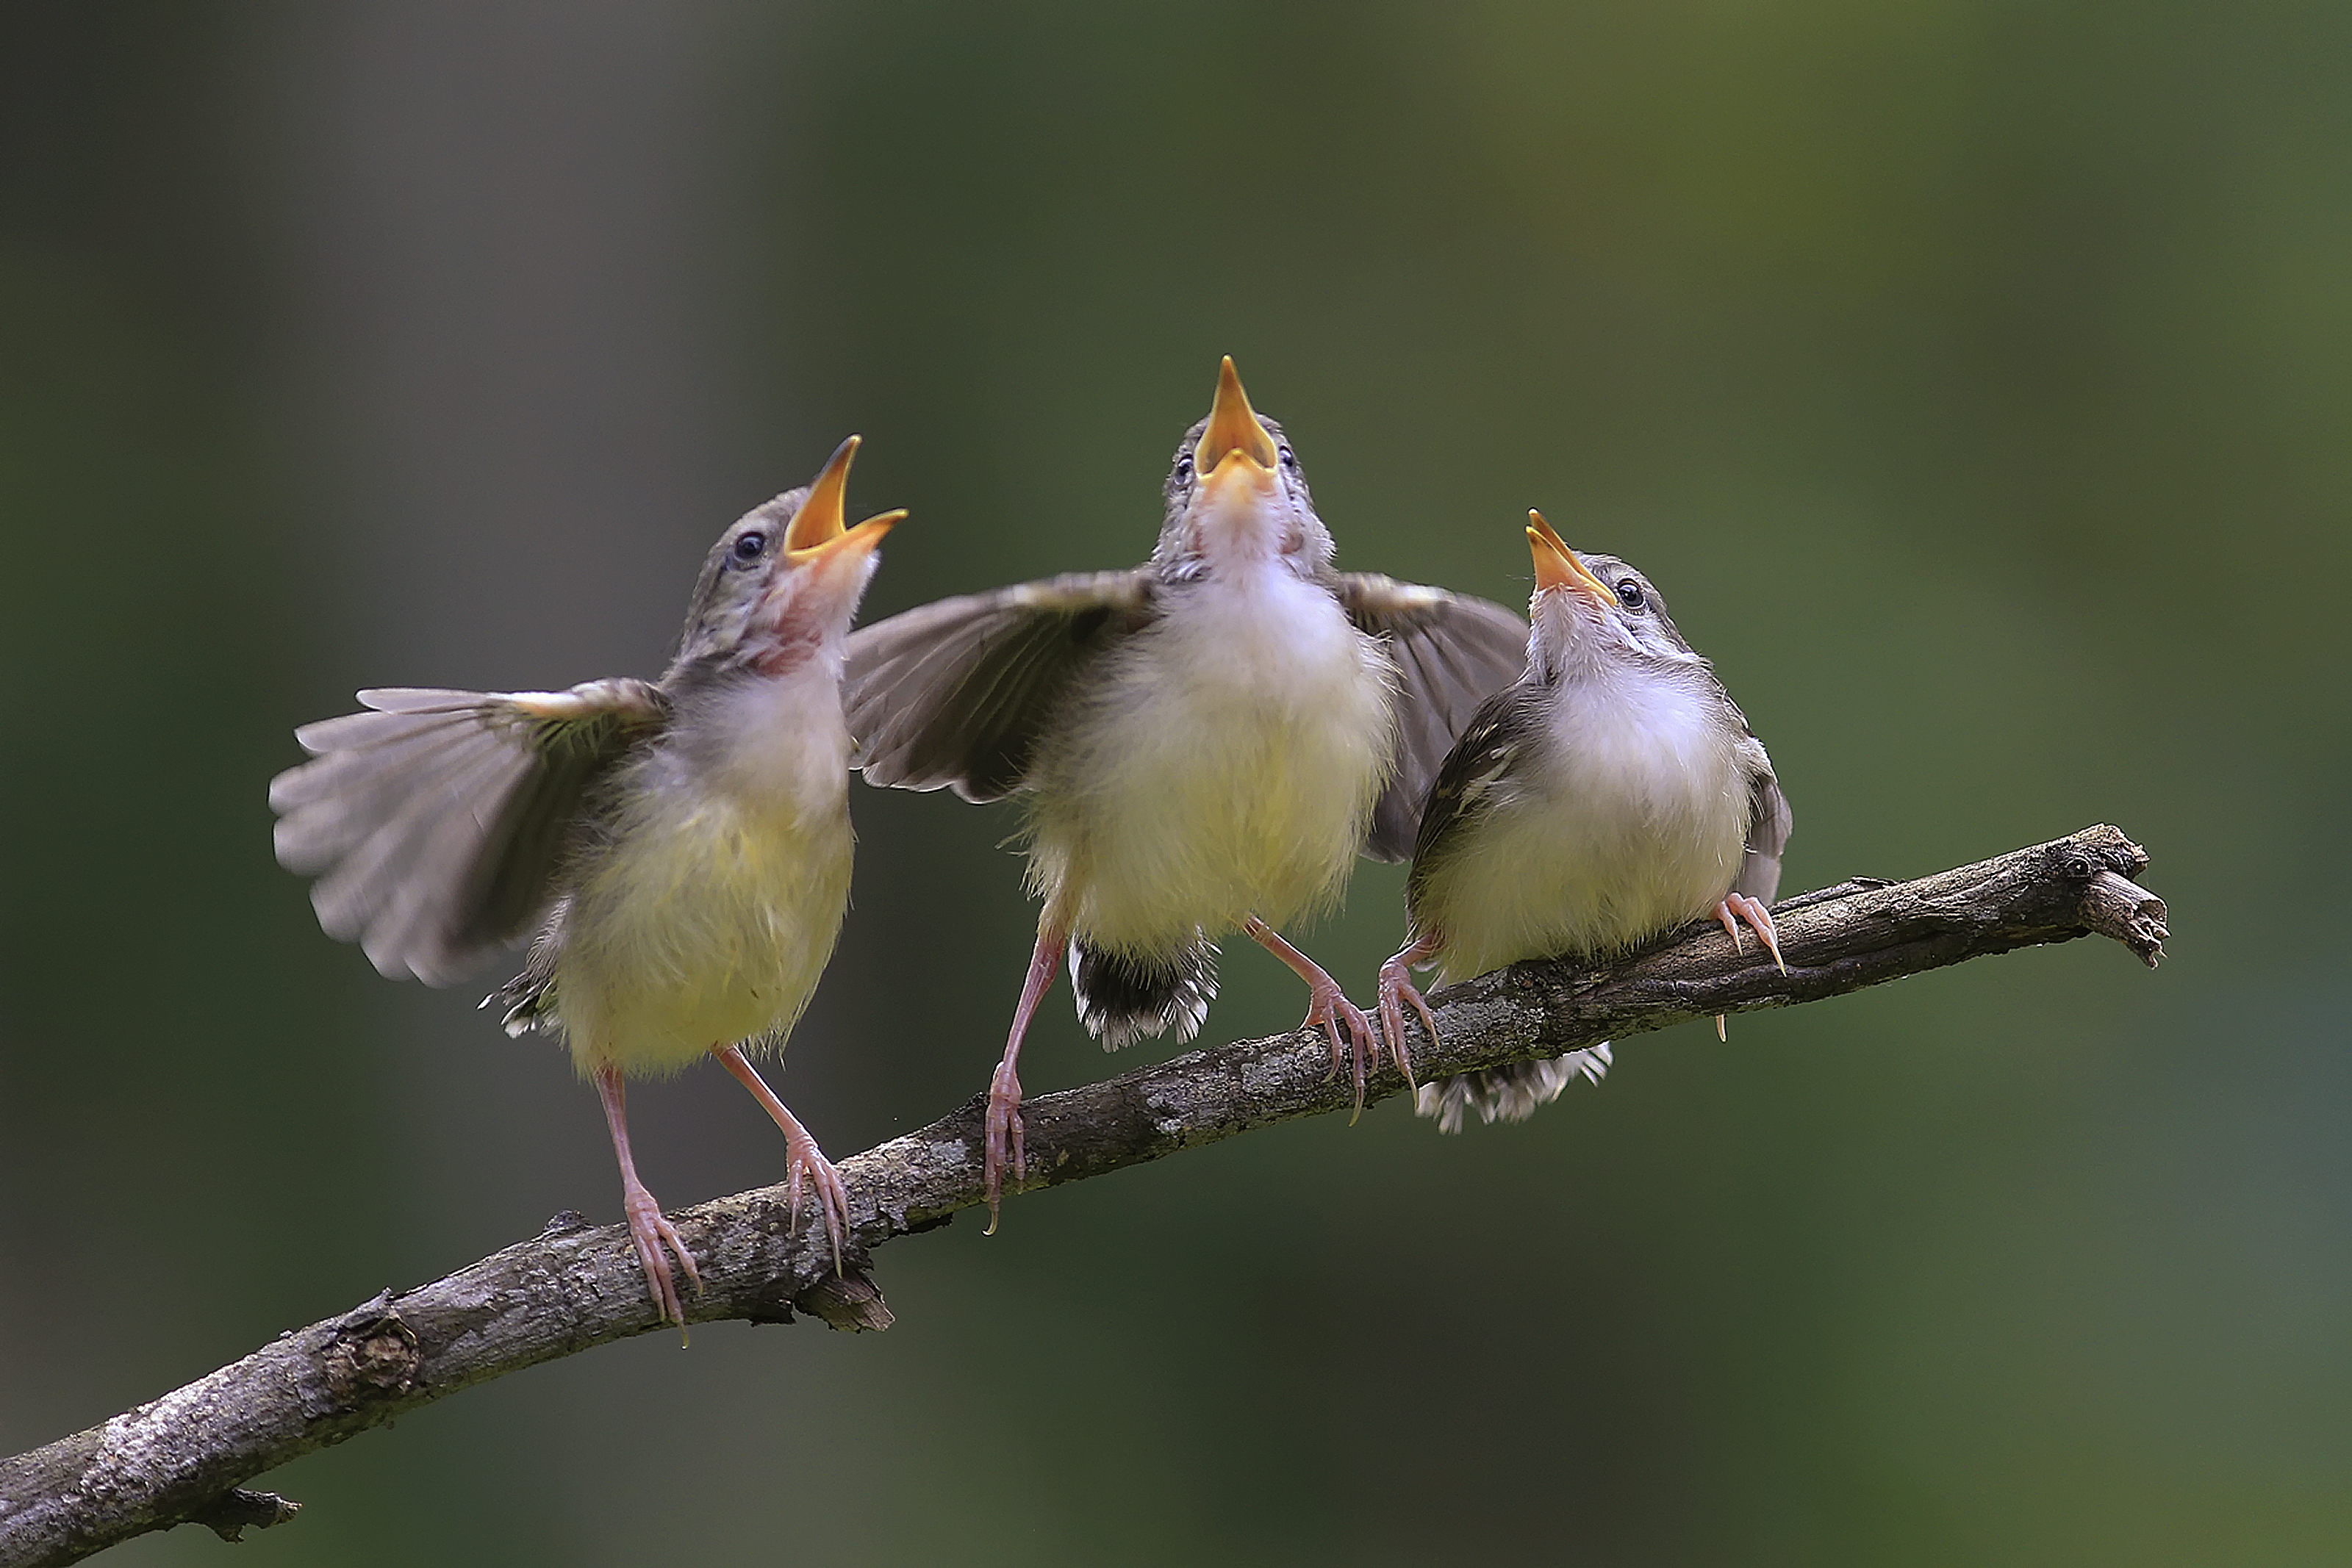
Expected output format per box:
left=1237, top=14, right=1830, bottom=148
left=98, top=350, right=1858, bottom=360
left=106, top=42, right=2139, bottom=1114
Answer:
left=1524, top=511, right=1699, bottom=678
left=1155, top=356, right=1331, bottom=577
left=675, top=436, right=903, bottom=677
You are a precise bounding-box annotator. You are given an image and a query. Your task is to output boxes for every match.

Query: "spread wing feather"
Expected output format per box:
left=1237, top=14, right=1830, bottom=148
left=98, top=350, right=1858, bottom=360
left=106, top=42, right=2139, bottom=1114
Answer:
left=844, top=571, right=1158, bottom=802
left=1335, top=575, right=1530, bottom=862
left=269, top=680, right=667, bottom=985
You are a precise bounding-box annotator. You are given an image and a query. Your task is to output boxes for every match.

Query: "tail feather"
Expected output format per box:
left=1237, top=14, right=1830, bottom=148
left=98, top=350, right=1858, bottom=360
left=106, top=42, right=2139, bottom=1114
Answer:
left=1414, top=1044, right=1613, bottom=1134
left=483, top=902, right=567, bottom=1037
left=1069, top=937, right=1218, bottom=1051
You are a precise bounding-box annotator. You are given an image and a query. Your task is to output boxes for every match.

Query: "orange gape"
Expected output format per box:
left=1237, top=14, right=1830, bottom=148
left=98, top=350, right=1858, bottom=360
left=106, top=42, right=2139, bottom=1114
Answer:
left=1382, top=510, right=1790, bottom=1135
left=273, top=437, right=903, bottom=1328
left=838, top=356, right=1536, bottom=1226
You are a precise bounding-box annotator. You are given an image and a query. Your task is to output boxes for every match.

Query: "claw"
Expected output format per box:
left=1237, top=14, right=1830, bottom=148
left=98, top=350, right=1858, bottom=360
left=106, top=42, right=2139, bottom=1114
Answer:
left=984, top=1057, right=1025, bottom=1235
left=1715, top=892, right=1787, bottom=976
left=1303, top=981, right=1384, bottom=1122
left=596, top=1065, right=700, bottom=1335
left=711, top=1043, right=850, bottom=1276
left=1375, top=932, right=1444, bottom=1115
left=978, top=926, right=1063, bottom=1235
left=1711, top=895, right=1785, bottom=1045
left=622, top=1182, right=701, bottom=1332
left=1246, top=916, right=1394, bottom=1121
left=781, top=1128, right=850, bottom=1276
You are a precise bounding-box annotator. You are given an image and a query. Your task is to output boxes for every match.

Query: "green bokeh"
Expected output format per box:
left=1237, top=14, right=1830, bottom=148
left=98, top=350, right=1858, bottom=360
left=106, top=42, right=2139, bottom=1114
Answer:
left=4, top=1, right=2347, bottom=1562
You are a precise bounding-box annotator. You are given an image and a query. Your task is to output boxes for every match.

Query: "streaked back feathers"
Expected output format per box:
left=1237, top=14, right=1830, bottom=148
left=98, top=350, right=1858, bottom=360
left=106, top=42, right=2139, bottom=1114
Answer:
left=1406, top=536, right=1789, bottom=1131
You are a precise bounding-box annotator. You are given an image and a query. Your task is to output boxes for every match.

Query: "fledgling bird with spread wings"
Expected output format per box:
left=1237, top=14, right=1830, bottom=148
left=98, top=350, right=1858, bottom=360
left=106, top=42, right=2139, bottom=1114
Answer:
left=270, top=439, right=901, bottom=1326
left=1380, top=511, right=1792, bottom=1131
left=844, top=359, right=1528, bottom=1223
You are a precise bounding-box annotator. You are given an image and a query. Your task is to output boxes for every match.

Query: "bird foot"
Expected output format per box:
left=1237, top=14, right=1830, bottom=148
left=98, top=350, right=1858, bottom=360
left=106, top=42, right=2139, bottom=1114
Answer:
left=983, top=1057, right=1025, bottom=1235
left=781, top=1126, right=850, bottom=1276
left=1374, top=943, right=1442, bottom=1118
left=1305, top=978, right=1389, bottom=1123
left=621, top=1181, right=701, bottom=1330
left=708, top=1043, right=851, bottom=1276
left=1715, top=892, right=1787, bottom=976
left=1244, top=915, right=1397, bottom=1121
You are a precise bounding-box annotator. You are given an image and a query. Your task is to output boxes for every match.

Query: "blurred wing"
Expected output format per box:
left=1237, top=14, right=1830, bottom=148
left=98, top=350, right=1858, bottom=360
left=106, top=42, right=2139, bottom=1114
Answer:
left=844, top=570, right=1158, bottom=802
left=1735, top=764, right=1793, bottom=905
left=268, top=680, right=667, bottom=985
left=1336, top=575, right=1531, bottom=862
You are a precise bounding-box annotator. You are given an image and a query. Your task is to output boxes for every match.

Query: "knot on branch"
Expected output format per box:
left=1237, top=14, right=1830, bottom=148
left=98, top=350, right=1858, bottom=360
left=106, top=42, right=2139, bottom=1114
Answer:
left=737, top=1261, right=897, bottom=1331
left=323, top=1300, right=420, bottom=1408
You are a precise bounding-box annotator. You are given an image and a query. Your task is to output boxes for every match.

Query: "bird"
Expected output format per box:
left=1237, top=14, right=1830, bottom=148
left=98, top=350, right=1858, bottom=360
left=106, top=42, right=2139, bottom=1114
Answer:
left=1377, top=510, right=1792, bottom=1132
left=268, top=438, right=902, bottom=1326
left=843, top=357, right=1529, bottom=1224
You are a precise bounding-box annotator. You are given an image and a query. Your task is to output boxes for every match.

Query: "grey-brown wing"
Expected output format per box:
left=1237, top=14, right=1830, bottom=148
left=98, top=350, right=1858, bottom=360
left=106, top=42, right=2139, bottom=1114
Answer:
left=1337, top=575, right=1531, bottom=862
left=268, top=680, right=667, bottom=985
left=1401, top=680, right=1544, bottom=918
left=844, top=570, right=1158, bottom=802
left=1735, top=765, right=1793, bottom=905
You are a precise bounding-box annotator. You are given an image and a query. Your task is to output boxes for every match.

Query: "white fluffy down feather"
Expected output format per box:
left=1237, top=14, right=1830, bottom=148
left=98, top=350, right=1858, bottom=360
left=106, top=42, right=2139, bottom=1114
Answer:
left=1025, top=554, right=1396, bottom=957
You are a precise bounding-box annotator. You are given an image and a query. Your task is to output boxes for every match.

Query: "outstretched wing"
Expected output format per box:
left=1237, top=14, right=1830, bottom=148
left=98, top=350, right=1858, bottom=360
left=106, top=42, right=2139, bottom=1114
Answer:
left=844, top=570, right=1159, bottom=802
left=268, top=680, right=667, bottom=985
left=1335, top=575, right=1530, bottom=861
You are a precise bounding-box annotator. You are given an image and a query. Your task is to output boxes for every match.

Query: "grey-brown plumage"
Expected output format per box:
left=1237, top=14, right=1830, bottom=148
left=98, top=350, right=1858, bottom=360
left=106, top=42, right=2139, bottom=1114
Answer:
left=1379, top=514, right=1790, bottom=1132
left=270, top=438, right=901, bottom=1324
left=845, top=564, right=1524, bottom=1036
left=842, top=359, right=1528, bottom=1220
left=273, top=678, right=669, bottom=987
left=845, top=571, right=1527, bottom=857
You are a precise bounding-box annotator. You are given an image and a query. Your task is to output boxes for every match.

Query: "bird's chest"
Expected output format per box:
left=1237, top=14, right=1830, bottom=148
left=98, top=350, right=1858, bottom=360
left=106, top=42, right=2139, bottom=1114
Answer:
left=1538, top=671, right=1744, bottom=846
left=1130, top=572, right=1388, bottom=756
left=624, top=675, right=855, bottom=880
left=559, top=670, right=855, bottom=1065
left=693, top=672, right=856, bottom=824
left=1430, top=669, right=1749, bottom=977
left=1033, top=571, right=1394, bottom=941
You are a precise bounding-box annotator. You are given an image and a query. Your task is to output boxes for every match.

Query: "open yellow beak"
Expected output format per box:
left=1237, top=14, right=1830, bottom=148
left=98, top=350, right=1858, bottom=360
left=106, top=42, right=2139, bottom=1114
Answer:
left=1526, top=510, right=1614, bottom=605
left=1194, top=356, right=1280, bottom=478
left=785, top=435, right=904, bottom=563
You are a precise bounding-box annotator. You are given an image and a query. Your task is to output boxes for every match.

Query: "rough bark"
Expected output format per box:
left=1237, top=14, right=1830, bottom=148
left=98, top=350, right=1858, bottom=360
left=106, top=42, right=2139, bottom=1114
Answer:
left=0, top=825, right=2166, bottom=1567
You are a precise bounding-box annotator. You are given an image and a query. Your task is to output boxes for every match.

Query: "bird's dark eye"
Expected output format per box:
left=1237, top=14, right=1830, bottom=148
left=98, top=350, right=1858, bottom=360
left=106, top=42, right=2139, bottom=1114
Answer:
left=1615, top=579, right=1645, bottom=610
left=1175, top=453, right=1196, bottom=484
left=1277, top=445, right=1297, bottom=470
left=732, top=531, right=767, bottom=562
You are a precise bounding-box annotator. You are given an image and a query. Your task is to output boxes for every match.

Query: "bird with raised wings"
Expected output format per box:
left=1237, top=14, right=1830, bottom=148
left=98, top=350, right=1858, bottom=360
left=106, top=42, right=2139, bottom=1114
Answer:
left=844, top=359, right=1528, bottom=1223
left=1378, top=511, right=1791, bottom=1132
left=270, top=439, right=900, bottom=1325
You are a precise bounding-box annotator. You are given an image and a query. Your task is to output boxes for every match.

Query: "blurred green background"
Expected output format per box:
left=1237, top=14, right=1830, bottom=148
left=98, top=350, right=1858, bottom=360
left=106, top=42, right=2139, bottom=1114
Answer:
left=3, top=1, right=2346, bottom=1562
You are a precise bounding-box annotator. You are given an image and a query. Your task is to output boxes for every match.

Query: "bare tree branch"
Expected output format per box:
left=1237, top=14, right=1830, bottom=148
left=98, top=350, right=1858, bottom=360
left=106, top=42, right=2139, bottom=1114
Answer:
left=0, top=825, right=2166, bottom=1567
